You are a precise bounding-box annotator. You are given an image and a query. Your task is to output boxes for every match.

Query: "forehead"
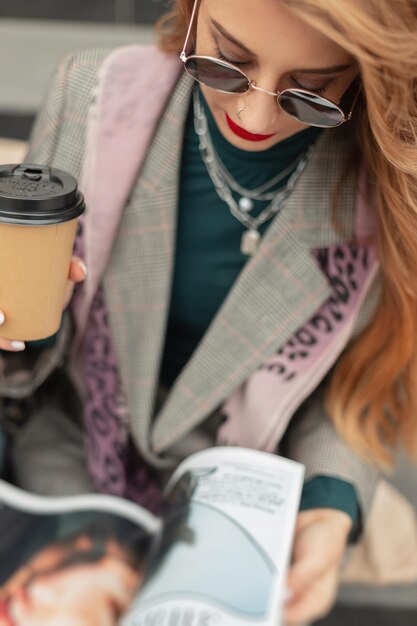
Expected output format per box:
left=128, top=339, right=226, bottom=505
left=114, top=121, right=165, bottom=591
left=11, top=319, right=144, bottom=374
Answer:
left=201, top=0, right=352, bottom=67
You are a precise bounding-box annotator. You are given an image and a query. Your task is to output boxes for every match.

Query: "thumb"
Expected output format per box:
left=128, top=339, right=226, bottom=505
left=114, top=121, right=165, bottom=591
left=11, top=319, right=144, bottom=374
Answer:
left=287, top=545, right=330, bottom=599
left=69, top=256, right=87, bottom=283
left=287, top=517, right=346, bottom=598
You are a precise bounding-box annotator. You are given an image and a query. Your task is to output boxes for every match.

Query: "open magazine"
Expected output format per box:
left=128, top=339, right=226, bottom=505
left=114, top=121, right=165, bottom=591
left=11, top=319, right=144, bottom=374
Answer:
left=0, top=447, right=304, bottom=626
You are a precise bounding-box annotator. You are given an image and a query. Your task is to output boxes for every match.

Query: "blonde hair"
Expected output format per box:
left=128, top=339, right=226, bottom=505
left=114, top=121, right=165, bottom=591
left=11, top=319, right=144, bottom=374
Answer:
left=156, top=0, right=417, bottom=467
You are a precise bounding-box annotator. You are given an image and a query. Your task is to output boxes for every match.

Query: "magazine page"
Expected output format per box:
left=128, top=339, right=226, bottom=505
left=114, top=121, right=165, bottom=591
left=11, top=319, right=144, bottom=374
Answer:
left=0, top=480, right=160, bottom=626
left=123, top=447, right=304, bottom=626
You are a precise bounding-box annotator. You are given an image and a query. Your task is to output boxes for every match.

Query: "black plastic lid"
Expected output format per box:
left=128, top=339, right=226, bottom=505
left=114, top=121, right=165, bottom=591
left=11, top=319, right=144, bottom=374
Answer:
left=0, top=164, right=85, bottom=225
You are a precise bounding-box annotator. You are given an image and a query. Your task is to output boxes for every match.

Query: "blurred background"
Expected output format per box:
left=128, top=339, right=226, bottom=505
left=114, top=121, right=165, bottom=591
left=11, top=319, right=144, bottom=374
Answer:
left=0, top=0, right=165, bottom=143
left=0, top=2, right=416, bottom=624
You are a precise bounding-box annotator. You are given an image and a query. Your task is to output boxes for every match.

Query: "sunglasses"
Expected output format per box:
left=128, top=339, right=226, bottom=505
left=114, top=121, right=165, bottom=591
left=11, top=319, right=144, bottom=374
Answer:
left=180, top=0, right=361, bottom=129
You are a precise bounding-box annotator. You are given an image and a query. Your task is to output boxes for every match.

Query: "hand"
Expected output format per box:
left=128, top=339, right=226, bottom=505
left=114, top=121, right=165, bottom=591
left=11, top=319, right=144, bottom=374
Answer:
left=284, top=508, right=352, bottom=626
left=0, top=256, right=87, bottom=352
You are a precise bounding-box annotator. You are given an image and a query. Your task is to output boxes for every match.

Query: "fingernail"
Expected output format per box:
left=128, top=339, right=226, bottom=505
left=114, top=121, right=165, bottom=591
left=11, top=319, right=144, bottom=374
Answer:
left=284, top=588, right=294, bottom=603
left=11, top=341, right=25, bottom=351
left=0, top=311, right=5, bottom=325
left=78, top=260, right=88, bottom=277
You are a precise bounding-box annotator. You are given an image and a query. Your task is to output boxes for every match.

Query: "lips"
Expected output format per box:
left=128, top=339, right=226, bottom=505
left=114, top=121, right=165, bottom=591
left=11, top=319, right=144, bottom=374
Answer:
left=0, top=598, right=14, bottom=626
left=226, top=114, right=276, bottom=142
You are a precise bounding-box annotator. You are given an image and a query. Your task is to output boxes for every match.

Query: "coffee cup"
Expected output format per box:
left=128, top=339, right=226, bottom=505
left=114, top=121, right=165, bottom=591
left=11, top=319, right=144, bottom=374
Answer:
left=0, top=163, right=85, bottom=341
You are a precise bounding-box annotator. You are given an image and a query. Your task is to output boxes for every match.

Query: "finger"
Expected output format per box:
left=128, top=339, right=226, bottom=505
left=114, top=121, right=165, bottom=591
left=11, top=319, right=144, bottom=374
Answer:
left=0, top=311, right=25, bottom=351
left=0, top=338, right=26, bottom=351
left=64, top=258, right=87, bottom=309
left=285, top=567, right=339, bottom=626
left=68, top=257, right=87, bottom=283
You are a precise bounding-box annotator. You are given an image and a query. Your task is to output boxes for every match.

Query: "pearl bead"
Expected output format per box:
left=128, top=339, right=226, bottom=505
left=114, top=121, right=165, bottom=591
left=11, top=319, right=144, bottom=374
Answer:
left=238, top=197, right=254, bottom=212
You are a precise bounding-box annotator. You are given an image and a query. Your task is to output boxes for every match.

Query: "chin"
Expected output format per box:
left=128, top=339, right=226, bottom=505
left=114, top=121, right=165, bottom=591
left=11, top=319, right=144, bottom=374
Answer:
left=227, top=135, right=280, bottom=151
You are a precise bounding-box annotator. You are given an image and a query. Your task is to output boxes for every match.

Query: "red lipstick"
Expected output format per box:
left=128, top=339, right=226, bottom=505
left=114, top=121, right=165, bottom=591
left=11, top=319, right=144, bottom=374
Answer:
left=0, top=598, right=14, bottom=626
left=226, top=114, right=276, bottom=142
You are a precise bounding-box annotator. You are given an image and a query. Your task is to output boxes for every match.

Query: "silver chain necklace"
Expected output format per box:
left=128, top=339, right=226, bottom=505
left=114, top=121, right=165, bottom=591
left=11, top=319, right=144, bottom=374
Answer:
left=213, top=138, right=305, bottom=209
left=216, top=152, right=305, bottom=208
left=193, top=89, right=314, bottom=256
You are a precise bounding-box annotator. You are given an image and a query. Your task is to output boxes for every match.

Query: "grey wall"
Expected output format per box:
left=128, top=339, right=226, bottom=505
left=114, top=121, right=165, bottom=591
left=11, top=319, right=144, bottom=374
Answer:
left=0, top=19, right=154, bottom=138
left=0, top=0, right=167, bottom=23
left=0, top=1, right=163, bottom=138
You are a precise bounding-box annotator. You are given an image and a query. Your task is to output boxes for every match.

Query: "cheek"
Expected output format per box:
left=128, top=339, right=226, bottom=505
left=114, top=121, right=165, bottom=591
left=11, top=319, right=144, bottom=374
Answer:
left=199, top=86, right=236, bottom=135
left=200, top=86, right=237, bottom=116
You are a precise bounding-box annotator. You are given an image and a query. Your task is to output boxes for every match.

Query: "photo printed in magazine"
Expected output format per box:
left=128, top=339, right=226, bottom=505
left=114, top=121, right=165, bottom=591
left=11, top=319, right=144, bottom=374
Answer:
left=0, top=480, right=159, bottom=626
left=123, top=447, right=305, bottom=626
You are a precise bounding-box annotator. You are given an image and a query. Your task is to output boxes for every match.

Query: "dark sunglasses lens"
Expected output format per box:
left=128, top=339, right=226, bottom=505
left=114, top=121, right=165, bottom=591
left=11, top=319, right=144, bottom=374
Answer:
left=185, top=57, right=249, bottom=93
left=279, top=91, right=344, bottom=127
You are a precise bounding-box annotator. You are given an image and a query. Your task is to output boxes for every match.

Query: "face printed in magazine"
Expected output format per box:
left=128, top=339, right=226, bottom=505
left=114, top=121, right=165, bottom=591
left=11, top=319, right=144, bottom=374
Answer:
left=0, top=533, right=144, bottom=626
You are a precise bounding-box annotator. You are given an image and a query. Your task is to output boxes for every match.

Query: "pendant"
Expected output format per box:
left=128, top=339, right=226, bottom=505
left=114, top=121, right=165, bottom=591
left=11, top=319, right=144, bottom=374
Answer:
left=238, top=197, right=254, bottom=213
left=241, top=229, right=261, bottom=256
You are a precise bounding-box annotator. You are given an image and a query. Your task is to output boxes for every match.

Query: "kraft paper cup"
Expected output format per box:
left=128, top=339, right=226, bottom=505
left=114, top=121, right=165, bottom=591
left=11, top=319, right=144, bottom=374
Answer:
left=0, top=164, right=85, bottom=341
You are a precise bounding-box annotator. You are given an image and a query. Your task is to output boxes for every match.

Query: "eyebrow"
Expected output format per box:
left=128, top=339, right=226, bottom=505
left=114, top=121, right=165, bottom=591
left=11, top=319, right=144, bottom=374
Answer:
left=211, top=19, right=256, bottom=57
left=296, top=64, right=354, bottom=74
left=211, top=19, right=354, bottom=75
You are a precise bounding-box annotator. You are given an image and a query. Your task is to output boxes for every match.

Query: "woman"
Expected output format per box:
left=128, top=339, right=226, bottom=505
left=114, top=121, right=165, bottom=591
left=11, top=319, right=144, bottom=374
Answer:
left=0, top=0, right=416, bottom=623
left=0, top=512, right=147, bottom=626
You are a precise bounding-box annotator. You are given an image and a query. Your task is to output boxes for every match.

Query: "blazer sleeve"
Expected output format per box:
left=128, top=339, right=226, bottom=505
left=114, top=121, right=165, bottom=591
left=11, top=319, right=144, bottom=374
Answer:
left=281, top=379, right=380, bottom=528
left=26, top=47, right=111, bottom=174
left=1, top=49, right=110, bottom=400
left=26, top=53, right=75, bottom=165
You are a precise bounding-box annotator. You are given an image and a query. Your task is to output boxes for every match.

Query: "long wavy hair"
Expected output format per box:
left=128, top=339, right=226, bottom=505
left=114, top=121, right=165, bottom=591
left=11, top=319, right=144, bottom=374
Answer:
left=156, top=0, right=417, bottom=467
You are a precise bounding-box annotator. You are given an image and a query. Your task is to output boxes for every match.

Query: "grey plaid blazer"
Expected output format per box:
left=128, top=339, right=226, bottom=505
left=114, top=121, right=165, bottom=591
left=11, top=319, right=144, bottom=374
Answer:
left=21, top=47, right=380, bottom=516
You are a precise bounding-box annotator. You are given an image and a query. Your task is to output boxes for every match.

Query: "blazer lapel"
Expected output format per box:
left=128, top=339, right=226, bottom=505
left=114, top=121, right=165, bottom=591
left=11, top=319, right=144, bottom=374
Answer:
left=77, top=46, right=181, bottom=345
left=103, top=73, right=192, bottom=466
left=151, top=126, right=358, bottom=454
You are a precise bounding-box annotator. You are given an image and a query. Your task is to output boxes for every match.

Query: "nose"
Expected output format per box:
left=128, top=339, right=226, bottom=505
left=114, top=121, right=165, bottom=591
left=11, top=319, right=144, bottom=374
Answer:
left=237, top=86, right=279, bottom=134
